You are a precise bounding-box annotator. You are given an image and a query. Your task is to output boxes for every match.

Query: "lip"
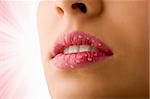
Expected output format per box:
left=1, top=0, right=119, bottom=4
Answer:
left=51, top=31, right=113, bottom=69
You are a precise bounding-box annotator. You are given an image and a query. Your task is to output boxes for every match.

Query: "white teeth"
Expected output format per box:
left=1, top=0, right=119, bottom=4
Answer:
left=79, top=45, right=91, bottom=52
left=63, top=45, right=98, bottom=54
left=68, top=46, right=79, bottom=53
left=91, top=47, right=97, bottom=52
left=64, top=47, right=69, bottom=54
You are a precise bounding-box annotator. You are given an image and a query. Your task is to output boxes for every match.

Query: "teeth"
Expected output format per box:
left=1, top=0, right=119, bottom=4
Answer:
left=91, top=47, right=97, bottom=52
left=64, top=47, right=69, bottom=54
left=63, top=45, right=98, bottom=54
left=79, top=45, right=91, bottom=52
left=68, top=45, right=79, bottom=53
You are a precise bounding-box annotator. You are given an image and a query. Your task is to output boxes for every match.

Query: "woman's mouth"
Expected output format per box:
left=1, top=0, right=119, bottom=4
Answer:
left=51, top=31, right=113, bottom=69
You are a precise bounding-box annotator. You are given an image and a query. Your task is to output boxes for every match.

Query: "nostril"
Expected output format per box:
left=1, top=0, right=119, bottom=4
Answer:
left=56, top=7, right=64, bottom=15
left=72, top=3, right=87, bottom=13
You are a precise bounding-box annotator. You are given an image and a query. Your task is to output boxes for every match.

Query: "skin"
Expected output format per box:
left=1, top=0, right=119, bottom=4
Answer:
left=37, top=0, right=149, bottom=99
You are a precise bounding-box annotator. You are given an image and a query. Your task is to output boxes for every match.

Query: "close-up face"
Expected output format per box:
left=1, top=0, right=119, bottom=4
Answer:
left=38, top=0, right=149, bottom=99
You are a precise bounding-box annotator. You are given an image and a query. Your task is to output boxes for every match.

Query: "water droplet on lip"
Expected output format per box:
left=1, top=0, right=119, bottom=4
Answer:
left=75, top=60, right=80, bottom=63
left=78, top=55, right=82, bottom=59
left=98, top=43, right=102, bottom=46
left=73, top=37, right=77, bottom=41
left=85, top=54, right=88, bottom=57
left=94, top=53, right=97, bottom=56
left=92, top=40, right=95, bottom=42
left=87, top=58, right=92, bottom=61
left=86, top=37, right=89, bottom=40
left=70, top=65, right=74, bottom=68
left=78, top=35, right=83, bottom=39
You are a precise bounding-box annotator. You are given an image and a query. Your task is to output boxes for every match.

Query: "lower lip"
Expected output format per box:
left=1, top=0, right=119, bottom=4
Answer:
left=52, top=51, right=112, bottom=69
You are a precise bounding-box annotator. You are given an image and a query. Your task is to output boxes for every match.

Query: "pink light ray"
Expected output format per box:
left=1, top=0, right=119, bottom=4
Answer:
left=0, top=1, right=50, bottom=99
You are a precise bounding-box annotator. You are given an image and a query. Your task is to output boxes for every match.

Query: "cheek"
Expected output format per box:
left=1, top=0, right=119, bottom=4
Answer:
left=105, top=2, right=148, bottom=55
left=101, top=2, right=149, bottom=77
left=38, top=3, right=57, bottom=60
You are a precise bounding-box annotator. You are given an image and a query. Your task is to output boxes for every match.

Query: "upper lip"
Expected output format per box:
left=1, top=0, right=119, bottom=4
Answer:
left=51, top=31, right=113, bottom=58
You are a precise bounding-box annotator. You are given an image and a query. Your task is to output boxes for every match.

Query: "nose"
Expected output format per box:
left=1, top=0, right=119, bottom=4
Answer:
left=55, top=0, right=103, bottom=18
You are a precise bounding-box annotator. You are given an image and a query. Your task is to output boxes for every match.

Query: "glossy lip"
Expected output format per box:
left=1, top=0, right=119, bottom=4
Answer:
left=51, top=31, right=113, bottom=69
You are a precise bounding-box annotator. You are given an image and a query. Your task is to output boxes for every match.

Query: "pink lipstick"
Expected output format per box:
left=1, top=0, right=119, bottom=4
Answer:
left=51, top=31, right=113, bottom=69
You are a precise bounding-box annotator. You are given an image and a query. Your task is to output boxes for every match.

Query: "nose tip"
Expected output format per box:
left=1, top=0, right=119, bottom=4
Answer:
left=56, top=2, right=87, bottom=15
left=55, top=0, right=102, bottom=18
